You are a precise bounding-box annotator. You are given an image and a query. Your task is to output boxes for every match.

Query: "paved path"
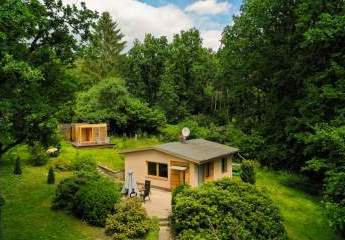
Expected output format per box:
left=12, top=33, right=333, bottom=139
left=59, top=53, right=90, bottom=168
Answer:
left=143, top=188, right=172, bottom=240
left=98, top=166, right=172, bottom=239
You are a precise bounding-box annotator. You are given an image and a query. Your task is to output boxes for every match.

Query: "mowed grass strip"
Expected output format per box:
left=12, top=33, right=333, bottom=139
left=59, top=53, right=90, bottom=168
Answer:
left=256, top=169, right=341, bottom=240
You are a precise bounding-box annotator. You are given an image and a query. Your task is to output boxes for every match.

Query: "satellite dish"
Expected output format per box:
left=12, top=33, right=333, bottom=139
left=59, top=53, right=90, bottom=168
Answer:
left=182, top=127, right=190, bottom=138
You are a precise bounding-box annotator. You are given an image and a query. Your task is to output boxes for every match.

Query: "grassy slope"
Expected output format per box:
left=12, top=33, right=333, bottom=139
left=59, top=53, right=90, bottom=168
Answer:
left=256, top=169, right=341, bottom=240
left=0, top=149, right=109, bottom=240
left=0, top=138, right=160, bottom=240
left=56, top=136, right=161, bottom=171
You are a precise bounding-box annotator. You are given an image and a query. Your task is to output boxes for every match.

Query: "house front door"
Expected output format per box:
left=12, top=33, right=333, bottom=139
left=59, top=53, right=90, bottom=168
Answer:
left=170, top=169, right=185, bottom=189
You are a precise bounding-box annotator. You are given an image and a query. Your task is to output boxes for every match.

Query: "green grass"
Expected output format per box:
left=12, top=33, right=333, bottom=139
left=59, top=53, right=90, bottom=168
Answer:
left=0, top=138, right=161, bottom=240
left=54, top=136, right=161, bottom=171
left=256, top=169, right=342, bottom=240
left=0, top=153, right=109, bottom=240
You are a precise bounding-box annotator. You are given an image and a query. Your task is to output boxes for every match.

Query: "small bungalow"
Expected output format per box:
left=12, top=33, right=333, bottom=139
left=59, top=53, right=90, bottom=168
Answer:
left=59, top=123, right=113, bottom=147
left=121, top=139, right=239, bottom=190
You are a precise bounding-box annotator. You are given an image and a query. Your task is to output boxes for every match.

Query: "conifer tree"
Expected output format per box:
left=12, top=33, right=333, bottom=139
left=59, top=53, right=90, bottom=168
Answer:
left=47, top=167, right=55, bottom=184
left=13, top=157, right=22, bottom=175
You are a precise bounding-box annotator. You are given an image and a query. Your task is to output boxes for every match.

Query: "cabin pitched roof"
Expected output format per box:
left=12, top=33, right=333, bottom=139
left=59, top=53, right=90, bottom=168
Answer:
left=121, top=139, right=239, bottom=164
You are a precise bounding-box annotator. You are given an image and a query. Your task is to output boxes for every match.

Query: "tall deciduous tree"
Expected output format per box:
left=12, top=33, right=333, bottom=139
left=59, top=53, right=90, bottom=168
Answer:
left=0, top=0, right=97, bottom=159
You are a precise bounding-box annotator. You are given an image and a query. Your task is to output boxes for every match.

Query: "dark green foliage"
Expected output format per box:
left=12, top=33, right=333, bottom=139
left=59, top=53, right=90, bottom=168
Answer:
left=0, top=193, right=3, bottom=239
left=75, top=77, right=166, bottom=134
left=73, top=179, right=121, bottom=226
left=171, top=184, right=190, bottom=206
left=47, top=167, right=55, bottom=184
left=0, top=0, right=97, bottom=159
left=28, top=143, right=48, bottom=166
left=171, top=178, right=287, bottom=240
left=13, top=157, right=22, bottom=175
left=51, top=169, right=100, bottom=211
left=52, top=165, right=120, bottom=227
left=240, top=160, right=256, bottom=184
left=324, top=170, right=345, bottom=236
left=105, top=198, right=154, bottom=240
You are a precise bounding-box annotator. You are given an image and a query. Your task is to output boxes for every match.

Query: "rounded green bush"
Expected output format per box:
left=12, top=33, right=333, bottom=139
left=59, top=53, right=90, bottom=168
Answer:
left=171, top=178, right=287, bottom=240
left=73, top=179, right=121, bottom=226
left=105, top=198, right=154, bottom=240
left=29, top=144, right=49, bottom=166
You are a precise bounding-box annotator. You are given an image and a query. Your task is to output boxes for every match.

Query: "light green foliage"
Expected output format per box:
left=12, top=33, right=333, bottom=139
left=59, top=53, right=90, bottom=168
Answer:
left=0, top=0, right=97, bottom=159
left=28, top=143, right=49, bottom=166
left=105, top=198, right=155, bottom=240
left=75, top=77, right=166, bottom=134
left=240, top=160, right=256, bottom=184
left=171, top=178, right=287, bottom=240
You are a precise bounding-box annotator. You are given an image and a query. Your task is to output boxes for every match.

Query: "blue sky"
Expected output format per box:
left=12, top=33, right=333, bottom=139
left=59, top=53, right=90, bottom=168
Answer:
left=63, top=0, right=243, bottom=50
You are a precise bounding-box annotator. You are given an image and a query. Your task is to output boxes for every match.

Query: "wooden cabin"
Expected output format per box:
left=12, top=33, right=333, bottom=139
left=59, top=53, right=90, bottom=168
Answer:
left=60, top=123, right=113, bottom=147
left=121, top=139, right=239, bottom=190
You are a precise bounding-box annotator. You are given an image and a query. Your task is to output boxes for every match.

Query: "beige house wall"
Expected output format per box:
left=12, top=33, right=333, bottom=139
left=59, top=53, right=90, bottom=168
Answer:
left=124, top=149, right=190, bottom=190
left=212, top=156, right=233, bottom=180
left=124, top=149, right=234, bottom=190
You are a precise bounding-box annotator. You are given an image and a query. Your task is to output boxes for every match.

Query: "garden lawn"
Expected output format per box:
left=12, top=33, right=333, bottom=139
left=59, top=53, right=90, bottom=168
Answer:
left=0, top=158, right=109, bottom=240
left=256, top=169, right=342, bottom=240
left=56, top=136, right=161, bottom=171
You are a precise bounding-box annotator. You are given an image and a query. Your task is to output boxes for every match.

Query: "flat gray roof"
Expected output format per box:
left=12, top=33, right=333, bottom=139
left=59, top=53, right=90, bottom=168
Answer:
left=121, top=139, right=239, bottom=164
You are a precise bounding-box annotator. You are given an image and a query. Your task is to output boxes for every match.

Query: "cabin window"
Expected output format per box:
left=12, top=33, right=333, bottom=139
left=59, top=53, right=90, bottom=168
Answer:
left=205, top=163, right=210, bottom=177
left=158, top=164, right=168, bottom=178
left=147, top=162, right=157, bottom=176
left=147, top=162, right=168, bottom=178
left=221, top=158, right=227, bottom=173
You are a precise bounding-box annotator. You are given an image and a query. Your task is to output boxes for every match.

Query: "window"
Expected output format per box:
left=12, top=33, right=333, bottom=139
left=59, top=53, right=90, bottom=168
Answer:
left=148, top=162, right=157, bottom=176
left=147, top=162, right=168, bottom=178
left=205, top=163, right=210, bottom=177
left=158, top=164, right=168, bottom=178
left=221, top=158, right=227, bottom=173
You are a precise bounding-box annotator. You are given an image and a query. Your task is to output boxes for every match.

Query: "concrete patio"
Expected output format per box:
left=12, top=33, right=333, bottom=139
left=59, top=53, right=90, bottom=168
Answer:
left=143, top=188, right=172, bottom=240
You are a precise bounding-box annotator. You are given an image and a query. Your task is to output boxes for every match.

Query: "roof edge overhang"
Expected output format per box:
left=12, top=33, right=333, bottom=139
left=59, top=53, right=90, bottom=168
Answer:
left=120, top=146, right=239, bottom=165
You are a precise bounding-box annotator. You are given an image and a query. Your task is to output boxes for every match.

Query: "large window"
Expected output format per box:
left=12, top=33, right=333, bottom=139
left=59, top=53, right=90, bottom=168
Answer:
left=221, top=158, right=227, bottom=173
left=205, top=163, right=210, bottom=177
left=147, top=162, right=168, bottom=178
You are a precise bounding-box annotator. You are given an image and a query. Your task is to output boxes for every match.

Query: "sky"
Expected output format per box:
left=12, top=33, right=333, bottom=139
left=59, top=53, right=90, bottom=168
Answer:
left=62, top=0, right=242, bottom=51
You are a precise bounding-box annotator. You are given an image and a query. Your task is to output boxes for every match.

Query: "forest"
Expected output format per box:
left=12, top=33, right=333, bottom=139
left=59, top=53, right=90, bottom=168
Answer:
left=0, top=0, right=345, bottom=238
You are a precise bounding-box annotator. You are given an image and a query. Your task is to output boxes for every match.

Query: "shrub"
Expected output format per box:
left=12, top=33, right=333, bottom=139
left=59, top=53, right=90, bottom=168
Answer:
left=73, top=179, right=121, bottom=226
left=171, top=184, right=190, bottom=206
left=171, top=178, right=287, bottom=240
left=71, top=153, right=97, bottom=171
left=0, top=193, right=4, bottom=239
left=324, top=170, right=345, bottom=236
left=47, top=167, right=55, bottom=184
left=51, top=170, right=100, bottom=211
left=240, top=160, right=256, bottom=184
left=28, top=143, right=49, bottom=166
left=52, top=157, right=73, bottom=171
left=13, top=157, right=22, bottom=175
left=105, top=198, right=154, bottom=240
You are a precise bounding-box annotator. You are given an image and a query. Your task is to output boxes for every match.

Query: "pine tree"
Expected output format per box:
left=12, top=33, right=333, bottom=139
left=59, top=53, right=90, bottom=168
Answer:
left=47, top=167, right=55, bottom=184
left=13, top=157, right=22, bottom=175
left=79, top=11, right=126, bottom=86
left=240, top=160, right=256, bottom=184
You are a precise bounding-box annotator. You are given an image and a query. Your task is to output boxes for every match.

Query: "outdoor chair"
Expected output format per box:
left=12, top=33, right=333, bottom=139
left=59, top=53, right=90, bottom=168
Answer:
left=139, top=180, right=151, bottom=202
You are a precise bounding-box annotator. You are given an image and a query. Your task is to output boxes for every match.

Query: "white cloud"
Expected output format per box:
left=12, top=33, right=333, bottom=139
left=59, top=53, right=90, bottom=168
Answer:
left=201, top=30, right=223, bottom=50
left=62, top=0, right=224, bottom=51
left=185, top=0, right=231, bottom=15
